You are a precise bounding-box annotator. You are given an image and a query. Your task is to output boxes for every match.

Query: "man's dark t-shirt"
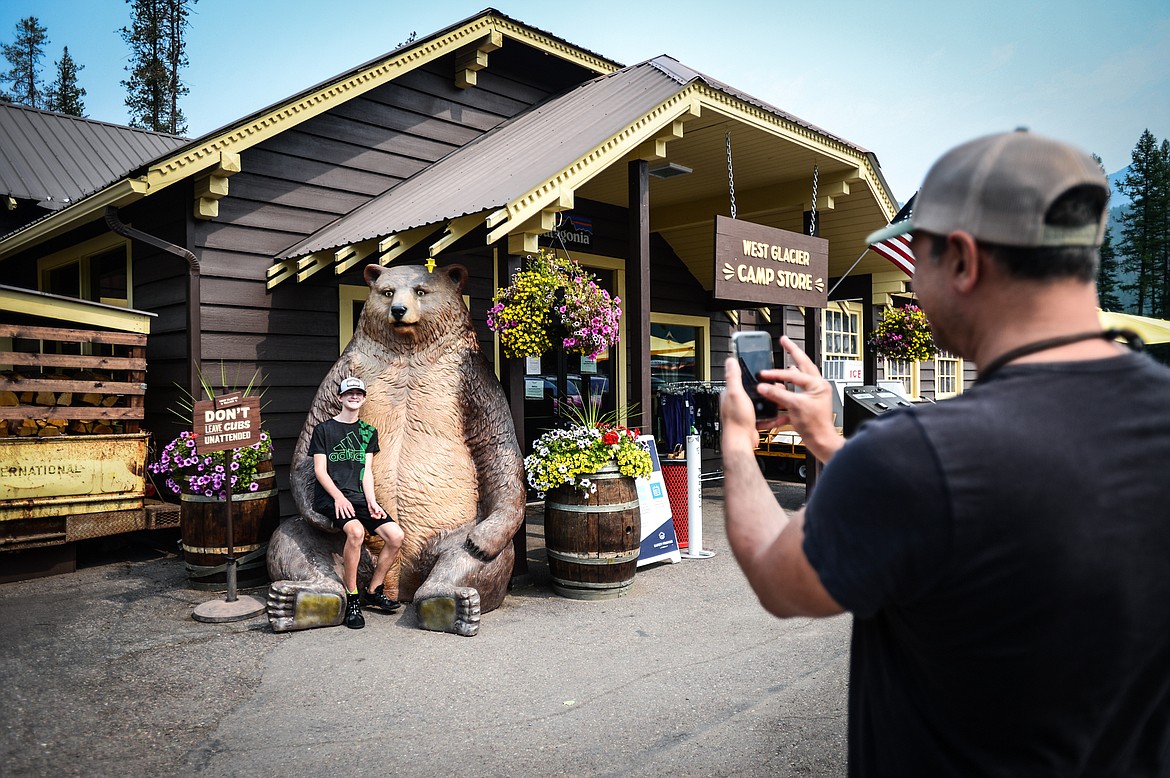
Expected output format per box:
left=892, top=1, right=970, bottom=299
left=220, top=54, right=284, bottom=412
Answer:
left=804, top=352, right=1170, bottom=776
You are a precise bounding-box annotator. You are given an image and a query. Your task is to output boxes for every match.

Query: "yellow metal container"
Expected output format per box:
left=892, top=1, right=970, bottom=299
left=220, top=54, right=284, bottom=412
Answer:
left=0, top=433, right=148, bottom=522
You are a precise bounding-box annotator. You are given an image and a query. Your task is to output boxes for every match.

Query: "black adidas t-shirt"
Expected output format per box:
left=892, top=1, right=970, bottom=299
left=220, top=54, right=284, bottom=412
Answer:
left=308, top=418, right=380, bottom=508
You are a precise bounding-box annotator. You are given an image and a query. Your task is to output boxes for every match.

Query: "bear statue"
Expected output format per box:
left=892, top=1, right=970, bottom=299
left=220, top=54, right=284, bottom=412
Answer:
left=266, top=263, right=527, bottom=637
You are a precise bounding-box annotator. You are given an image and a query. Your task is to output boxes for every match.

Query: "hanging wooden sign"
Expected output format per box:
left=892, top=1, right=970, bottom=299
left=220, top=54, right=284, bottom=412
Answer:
left=713, top=215, right=829, bottom=308
left=193, top=393, right=262, bottom=454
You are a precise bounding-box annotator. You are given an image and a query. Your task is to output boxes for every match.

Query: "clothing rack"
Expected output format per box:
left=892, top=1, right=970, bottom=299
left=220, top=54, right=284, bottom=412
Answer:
left=655, top=380, right=725, bottom=394
left=654, top=381, right=725, bottom=460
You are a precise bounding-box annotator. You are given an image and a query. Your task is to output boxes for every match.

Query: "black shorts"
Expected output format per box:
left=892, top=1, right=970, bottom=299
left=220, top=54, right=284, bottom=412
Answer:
left=315, top=497, right=393, bottom=534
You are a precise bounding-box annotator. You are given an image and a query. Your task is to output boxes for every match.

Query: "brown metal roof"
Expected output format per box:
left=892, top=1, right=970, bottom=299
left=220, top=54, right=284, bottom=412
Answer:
left=0, top=103, right=187, bottom=209
left=277, top=54, right=881, bottom=264
left=277, top=57, right=686, bottom=261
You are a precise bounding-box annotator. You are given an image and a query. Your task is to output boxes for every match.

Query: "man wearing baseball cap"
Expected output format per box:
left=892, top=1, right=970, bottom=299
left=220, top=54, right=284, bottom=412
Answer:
left=721, top=131, right=1170, bottom=775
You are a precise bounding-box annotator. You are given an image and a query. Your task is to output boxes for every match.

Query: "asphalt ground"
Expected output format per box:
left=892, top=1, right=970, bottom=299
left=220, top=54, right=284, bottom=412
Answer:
left=0, top=479, right=850, bottom=778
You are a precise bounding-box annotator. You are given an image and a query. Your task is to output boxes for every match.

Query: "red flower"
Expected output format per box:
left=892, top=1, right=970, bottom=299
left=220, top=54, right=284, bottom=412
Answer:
left=602, top=430, right=620, bottom=445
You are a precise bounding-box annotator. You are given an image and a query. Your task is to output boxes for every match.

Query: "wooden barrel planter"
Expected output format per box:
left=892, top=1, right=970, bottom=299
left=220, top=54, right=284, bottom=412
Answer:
left=544, top=464, right=640, bottom=600
left=179, top=455, right=279, bottom=591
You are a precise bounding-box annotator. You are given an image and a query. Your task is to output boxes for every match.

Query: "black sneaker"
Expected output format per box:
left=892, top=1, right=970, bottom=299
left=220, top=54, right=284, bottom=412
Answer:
left=362, top=584, right=401, bottom=613
left=344, top=592, right=365, bottom=629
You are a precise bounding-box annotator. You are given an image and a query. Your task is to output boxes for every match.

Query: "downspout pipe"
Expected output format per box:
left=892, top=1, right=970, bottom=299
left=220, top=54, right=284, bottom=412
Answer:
left=104, top=206, right=201, bottom=402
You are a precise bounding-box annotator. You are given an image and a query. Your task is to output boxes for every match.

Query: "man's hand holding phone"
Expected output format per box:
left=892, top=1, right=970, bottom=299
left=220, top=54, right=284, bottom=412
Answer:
left=724, top=334, right=844, bottom=464
left=731, top=331, right=778, bottom=420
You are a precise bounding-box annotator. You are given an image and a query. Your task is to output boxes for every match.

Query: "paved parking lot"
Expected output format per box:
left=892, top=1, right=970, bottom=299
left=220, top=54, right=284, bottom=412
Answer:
left=0, top=479, right=850, bottom=778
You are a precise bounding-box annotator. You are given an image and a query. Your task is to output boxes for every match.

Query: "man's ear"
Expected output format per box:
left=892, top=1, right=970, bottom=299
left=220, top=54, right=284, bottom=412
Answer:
left=947, top=231, right=982, bottom=294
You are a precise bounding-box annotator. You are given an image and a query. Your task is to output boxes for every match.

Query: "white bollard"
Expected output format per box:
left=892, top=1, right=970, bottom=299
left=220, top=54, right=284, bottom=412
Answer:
left=682, top=433, right=715, bottom=559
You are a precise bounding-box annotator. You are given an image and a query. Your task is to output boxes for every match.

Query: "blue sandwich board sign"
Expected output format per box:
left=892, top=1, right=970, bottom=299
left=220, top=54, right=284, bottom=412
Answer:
left=635, top=435, right=681, bottom=566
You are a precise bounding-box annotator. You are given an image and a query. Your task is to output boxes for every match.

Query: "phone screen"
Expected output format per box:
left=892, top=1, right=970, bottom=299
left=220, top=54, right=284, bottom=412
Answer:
left=732, top=332, right=778, bottom=419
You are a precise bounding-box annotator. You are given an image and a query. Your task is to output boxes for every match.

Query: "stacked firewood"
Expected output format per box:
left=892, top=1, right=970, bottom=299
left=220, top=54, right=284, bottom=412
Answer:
left=0, top=371, right=125, bottom=437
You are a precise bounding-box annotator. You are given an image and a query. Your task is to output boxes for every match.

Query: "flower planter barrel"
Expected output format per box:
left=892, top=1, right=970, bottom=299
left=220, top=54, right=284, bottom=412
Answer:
left=544, top=467, right=640, bottom=600
left=179, top=455, right=279, bottom=591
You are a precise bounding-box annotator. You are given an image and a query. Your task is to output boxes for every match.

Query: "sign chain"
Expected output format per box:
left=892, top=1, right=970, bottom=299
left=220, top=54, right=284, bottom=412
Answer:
left=809, top=164, right=819, bottom=236
left=726, top=131, right=737, bottom=220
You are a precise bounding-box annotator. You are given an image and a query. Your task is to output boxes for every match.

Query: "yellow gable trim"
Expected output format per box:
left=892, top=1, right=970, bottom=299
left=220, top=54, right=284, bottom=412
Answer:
left=491, top=82, right=895, bottom=246
left=144, top=14, right=617, bottom=187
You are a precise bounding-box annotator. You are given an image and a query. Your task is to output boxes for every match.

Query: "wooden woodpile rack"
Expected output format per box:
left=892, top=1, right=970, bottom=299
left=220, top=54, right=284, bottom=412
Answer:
left=0, top=322, right=146, bottom=437
left=0, top=287, right=177, bottom=578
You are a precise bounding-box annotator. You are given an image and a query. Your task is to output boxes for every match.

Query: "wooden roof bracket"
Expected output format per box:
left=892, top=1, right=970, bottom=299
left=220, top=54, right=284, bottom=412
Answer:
left=193, top=151, right=241, bottom=220
left=812, top=169, right=861, bottom=213
left=295, top=252, right=331, bottom=283
left=378, top=224, right=443, bottom=265
left=266, top=259, right=296, bottom=289
left=334, top=241, right=380, bottom=276
left=496, top=191, right=572, bottom=255
left=455, top=30, right=503, bottom=89
left=630, top=118, right=688, bottom=162
left=428, top=213, right=484, bottom=262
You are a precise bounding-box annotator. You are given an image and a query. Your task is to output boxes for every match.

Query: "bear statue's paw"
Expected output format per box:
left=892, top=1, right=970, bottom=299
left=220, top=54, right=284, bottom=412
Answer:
left=267, top=580, right=346, bottom=632
left=415, top=586, right=481, bottom=637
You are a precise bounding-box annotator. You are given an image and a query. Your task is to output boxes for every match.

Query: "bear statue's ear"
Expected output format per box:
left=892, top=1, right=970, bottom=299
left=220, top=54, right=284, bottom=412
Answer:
left=363, top=264, right=384, bottom=288
left=444, top=264, right=469, bottom=293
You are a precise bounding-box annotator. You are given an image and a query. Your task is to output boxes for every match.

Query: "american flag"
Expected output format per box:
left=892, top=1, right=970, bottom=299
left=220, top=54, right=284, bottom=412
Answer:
left=870, top=194, right=917, bottom=275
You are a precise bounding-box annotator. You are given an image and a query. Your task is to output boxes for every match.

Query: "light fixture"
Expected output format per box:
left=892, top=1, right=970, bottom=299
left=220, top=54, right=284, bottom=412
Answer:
left=648, top=161, right=693, bottom=179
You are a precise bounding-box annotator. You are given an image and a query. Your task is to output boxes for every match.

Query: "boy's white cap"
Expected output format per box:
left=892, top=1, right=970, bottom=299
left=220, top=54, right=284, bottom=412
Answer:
left=338, top=376, right=366, bottom=395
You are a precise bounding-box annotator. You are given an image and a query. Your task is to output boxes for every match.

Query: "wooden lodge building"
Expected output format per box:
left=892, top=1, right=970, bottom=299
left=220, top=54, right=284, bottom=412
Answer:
left=0, top=8, right=963, bottom=513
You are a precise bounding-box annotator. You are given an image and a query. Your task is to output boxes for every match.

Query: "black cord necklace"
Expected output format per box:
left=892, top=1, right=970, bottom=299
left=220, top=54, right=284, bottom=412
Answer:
left=976, top=328, right=1144, bottom=383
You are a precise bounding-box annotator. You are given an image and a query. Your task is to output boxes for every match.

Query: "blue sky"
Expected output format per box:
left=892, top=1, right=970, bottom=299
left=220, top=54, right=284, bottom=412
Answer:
left=3, top=0, right=1168, bottom=201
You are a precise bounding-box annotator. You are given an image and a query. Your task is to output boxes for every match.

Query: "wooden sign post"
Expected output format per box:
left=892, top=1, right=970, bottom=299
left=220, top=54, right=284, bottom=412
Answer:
left=191, top=392, right=267, bottom=623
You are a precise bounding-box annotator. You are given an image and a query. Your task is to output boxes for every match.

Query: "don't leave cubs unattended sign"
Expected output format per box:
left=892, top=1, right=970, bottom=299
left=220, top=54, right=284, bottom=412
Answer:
left=713, top=215, right=829, bottom=308
left=194, top=392, right=262, bottom=454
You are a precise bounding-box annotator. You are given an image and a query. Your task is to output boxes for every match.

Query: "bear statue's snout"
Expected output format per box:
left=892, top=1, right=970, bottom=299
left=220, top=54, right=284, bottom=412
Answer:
left=390, top=304, right=409, bottom=321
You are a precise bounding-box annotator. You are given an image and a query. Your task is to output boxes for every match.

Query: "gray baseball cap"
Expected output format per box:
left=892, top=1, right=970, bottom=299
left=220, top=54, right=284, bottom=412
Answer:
left=866, top=130, right=1108, bottom=249
left=338, top=376, right=366, bottom=395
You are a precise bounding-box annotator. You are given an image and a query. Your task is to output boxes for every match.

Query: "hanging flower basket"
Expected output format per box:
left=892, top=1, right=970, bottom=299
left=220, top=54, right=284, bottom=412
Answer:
left=487, top=249, right=622, bottom=359
left=870, top=304, right=938, bottom=362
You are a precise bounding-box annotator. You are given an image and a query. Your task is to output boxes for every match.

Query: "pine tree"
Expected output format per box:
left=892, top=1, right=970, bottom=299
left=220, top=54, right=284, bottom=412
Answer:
left=1158, top=139, right=1170, bottom=318
left=1116, top=130, right=1170, bottom=316
left=122, top=0, right=195, bottom=134
left=1097, top=221, right=1123, bottom=311
left=46, top=46, right=86, bottom=116
left=1093, top=155, right=1123, bottom=311
left=163, top=0, right=193, bottom=134
left=1, top=16, right=49, bottom=108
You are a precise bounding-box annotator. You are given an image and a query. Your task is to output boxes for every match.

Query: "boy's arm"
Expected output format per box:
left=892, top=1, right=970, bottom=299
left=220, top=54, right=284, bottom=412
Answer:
left=362, top=453, right=385, bottom=519
left=314, top=453, right=355, bottom=519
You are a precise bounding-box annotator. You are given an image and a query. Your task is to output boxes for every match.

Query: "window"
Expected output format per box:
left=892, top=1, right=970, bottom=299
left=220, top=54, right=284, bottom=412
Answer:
left=655, top=318, right=697, bottom=390
left=38, top=235, right=131, bottom=307
left=936, top=351, right=962, bottom=398
left=884, top=358, right=917, bottom=398
left=338, top=285, right=368, bottom=353
left=822, top=303, right=861, bottom=381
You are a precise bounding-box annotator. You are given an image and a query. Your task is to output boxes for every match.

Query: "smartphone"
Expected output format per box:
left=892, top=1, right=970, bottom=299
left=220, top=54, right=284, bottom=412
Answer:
left=731, top=331, right=778, bottom=419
